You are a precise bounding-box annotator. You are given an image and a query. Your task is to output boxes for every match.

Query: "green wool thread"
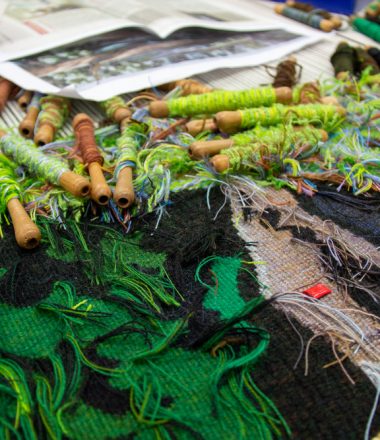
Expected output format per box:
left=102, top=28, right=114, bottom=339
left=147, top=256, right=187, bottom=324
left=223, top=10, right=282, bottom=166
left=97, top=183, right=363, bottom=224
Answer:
left=0, top=154, right=22, bottom=215
left=352, top=17, right=380, bottom=43
left=100, top=96, right=128, bottom=120
left=231, top=124, right=325, bottom=147
left=115, top=123, right=146, bottom=178
left=0, top=133, right=70, bottom=184
left=220, top=125, right=324, bottom=172
left=166, top=87, right=277, bottom=117
left=239, top=103, right=344, bottom=131
left=37, top=96, right=70, bottom=131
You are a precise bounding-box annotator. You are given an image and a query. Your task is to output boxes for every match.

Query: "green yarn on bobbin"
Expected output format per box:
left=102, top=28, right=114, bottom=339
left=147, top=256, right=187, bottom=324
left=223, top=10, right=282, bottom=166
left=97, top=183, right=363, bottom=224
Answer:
left=239, top=103, right=344, bottom=131
left=166, top=87, right=277, bottom=117
left=38, top=95, right=70, bottom=131
left=0, top=133, right=70, bottom=185
left=0, top=154, right=22, bottom=216
left=231, top=124, right=326, bottom=147
left=115, top=123, right=147, bottom=178
left=100, top=96, right=128, bottom=120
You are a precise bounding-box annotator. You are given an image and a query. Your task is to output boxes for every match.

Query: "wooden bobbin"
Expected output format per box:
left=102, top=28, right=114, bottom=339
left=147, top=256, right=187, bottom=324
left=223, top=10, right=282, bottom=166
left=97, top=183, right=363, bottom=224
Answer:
left=274, top=4, right=335, bottom=32
left=214, top=111, right=242, bottom=134
left=19, top=107, right=39, bottom=138
left=210, top=154, right=230, bottom=172
left=113, top=107, right=132, bottom=123
left=88, top=162, right=111, bottom=205
left=149, top=100, right=170, bottom=118
left=189, top=139, right=233, bottom=159
left=7, top=198, right=41, bottom=249
left=275, top=86, right=293, bottom=104
left=34, top=122, right=56, bottom=146
left=17, top=91, right=33, bottom=111
left=185, top=119, right=217, bottom=136
left=114, top=166, right=135, bottom=208
left=59, top=171, right=91, bottom=198
left=73, top=113, right=111, bottom=205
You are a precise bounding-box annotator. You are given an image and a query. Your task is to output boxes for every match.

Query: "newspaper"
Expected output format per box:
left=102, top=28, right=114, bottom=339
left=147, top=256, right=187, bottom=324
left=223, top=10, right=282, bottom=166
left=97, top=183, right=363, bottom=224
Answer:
left=0, top=0, right=291, bottom=61
left=0, top=0, right=322, bottom=100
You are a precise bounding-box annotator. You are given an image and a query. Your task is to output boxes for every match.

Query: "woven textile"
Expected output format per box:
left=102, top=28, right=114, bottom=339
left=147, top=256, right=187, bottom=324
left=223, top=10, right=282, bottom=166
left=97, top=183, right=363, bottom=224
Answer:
left=0, top=188, right=379, bottom=439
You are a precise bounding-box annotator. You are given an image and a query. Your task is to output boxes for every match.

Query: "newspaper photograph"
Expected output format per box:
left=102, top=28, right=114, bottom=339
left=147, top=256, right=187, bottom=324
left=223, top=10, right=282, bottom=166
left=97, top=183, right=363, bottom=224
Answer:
left=0, top=0, right=286, bottom=62
left=0, top=25, right=321, bottom=100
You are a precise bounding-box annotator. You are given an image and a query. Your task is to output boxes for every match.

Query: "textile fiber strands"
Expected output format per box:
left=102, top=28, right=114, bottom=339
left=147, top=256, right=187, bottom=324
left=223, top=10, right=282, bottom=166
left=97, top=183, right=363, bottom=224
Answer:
left=100, top=96, right=131, bottom=123
left=330, top=42, right=356, bottom=78
left=274, top=4, right=335, bottom=31
left=113, top=123, right=146, bottom=208
left=34, top=96, right=70, bottom=146
left=0, top=155, right=41, bottom=249
left=189, top=125, right=327, bottom=158
left=73, top=114, right=111, bottom=205
left=19, top=92, right=44, bottom=139
left=149, top=86, right=292, bottom=117
left=352, top=17, right=380, bottom=43
left=0, top=130, right=90, bottom=198
left=215, top=104, right=345, bottom=133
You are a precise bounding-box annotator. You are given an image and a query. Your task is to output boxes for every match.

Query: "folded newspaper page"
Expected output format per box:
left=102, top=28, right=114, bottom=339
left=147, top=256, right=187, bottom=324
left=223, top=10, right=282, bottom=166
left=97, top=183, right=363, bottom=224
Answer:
left=0, top=0, right=322, bottom=100
left=0, top=0, right=289, bottom=61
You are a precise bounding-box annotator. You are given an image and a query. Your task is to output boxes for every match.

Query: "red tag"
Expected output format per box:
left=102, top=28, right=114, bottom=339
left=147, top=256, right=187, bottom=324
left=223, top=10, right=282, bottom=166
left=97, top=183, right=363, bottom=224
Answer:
left=303, top=284, right=331, bottom=299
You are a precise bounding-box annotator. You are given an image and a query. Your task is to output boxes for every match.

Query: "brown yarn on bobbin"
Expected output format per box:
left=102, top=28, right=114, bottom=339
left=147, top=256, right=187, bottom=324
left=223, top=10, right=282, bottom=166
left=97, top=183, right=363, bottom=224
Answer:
left=267, top=57, right=301, bottom=88
left=73, top=113, right=111, bottom=205
left=74, top=116, right=104, bottom=166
